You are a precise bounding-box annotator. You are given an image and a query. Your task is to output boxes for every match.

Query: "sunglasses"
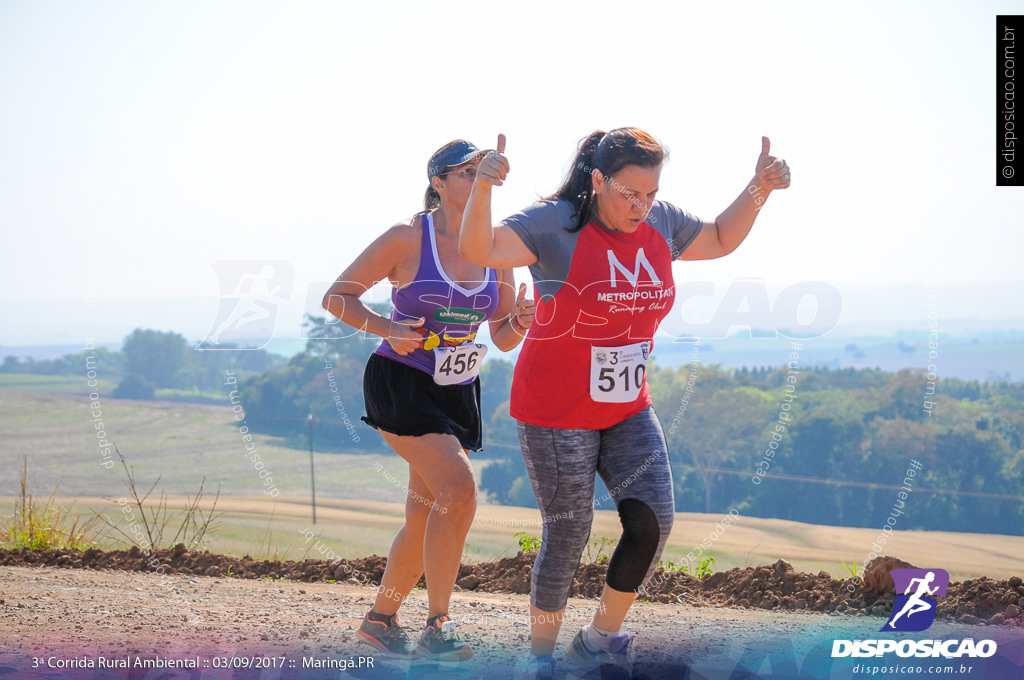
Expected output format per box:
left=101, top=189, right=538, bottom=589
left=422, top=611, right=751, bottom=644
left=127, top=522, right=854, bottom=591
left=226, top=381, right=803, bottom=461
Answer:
left=439, top=165, right=478, bottom=180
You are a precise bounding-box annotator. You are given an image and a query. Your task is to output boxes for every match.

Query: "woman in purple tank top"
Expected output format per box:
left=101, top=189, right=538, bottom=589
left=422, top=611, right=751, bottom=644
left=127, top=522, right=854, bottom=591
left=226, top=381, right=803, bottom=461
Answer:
left=322, top=140, right=534, bottom=662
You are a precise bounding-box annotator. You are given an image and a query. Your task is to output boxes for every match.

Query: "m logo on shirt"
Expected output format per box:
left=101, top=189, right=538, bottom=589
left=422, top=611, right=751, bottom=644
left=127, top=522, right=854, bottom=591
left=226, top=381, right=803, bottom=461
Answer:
left=607, top=249, right=662, bottom=289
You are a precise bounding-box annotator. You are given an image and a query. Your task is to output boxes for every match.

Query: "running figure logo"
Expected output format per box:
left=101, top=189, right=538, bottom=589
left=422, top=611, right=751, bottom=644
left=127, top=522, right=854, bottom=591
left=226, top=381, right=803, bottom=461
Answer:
left=196, top=260, right=294, bottom=350
left=880, top=568, right=949, bottom=632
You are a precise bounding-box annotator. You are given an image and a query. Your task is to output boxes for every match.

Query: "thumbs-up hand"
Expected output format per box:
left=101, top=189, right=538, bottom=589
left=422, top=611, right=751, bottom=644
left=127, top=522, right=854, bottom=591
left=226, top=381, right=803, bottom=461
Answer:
left=386, top=317, right=425, bottom=355
left=477, top=134, right=510, bottom=188
left=755, top=136, right=791, bottom=191
left=512, top=282, right=535, bottom=331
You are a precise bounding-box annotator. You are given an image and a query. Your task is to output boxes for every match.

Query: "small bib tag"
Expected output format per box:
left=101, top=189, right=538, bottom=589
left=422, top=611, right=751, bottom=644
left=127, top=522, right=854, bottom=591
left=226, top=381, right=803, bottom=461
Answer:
left=433, top=343, right=488, bottom=385
left=589, top=342, right=649, bottom=403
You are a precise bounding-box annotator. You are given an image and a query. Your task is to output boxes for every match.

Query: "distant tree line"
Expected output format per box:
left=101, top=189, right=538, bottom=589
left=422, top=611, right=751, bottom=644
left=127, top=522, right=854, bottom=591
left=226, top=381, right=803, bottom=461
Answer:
left=479, top=360, right=1024, bottom=534
left=7, top=323, right=1022, bottom=534
left=1, top=329, right=284, bottom=400
left=645, top=361, right=1024, bottom=535
left=234, top=313, right=521, bottom=453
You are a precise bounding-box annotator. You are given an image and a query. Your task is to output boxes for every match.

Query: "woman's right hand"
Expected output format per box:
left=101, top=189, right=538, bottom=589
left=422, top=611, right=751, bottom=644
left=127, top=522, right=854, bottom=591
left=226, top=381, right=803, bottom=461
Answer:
left=475, top=134, right=509, bottom=188
left=386, top=317, right=425, bottom=355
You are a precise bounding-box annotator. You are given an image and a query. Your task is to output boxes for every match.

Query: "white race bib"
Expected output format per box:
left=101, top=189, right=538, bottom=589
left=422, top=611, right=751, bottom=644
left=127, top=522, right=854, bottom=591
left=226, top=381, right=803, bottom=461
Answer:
left=589, top=342, right=649, bottom=403
left=433, top=343, right=488, bottom=385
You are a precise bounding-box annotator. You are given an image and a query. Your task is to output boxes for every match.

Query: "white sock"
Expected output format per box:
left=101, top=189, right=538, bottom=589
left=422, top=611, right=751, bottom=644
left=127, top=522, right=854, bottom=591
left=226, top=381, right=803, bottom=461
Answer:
left=586, top=623, right=618, bottom=651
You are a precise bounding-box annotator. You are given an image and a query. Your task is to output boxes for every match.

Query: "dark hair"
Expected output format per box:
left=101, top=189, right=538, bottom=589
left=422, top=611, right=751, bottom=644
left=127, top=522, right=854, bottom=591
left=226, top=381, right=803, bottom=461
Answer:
left=423, top=184, right=441, bottom=212
left=546, top=127, right=667, bottom=231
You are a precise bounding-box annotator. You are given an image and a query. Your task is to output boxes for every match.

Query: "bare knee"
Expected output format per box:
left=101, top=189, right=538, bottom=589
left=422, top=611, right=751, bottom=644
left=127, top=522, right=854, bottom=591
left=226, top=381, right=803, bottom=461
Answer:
left=435, top=478, right=477, bottom=521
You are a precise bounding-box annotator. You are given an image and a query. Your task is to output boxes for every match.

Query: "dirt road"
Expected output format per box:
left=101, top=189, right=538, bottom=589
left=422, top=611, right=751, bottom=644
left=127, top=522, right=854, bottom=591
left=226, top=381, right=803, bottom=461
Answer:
left=2, top=565, right=1022, bottom=679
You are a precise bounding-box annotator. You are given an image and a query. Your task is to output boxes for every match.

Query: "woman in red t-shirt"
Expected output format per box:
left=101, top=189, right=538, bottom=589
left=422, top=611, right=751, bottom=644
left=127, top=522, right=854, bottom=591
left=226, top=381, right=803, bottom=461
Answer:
left=460, top=129, right=790, bottom=679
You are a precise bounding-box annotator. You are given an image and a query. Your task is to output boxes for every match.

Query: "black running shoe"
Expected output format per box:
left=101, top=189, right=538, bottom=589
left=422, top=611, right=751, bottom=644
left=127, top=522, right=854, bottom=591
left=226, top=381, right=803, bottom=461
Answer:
left=357, top=611, right=415, bottom=657
left=415, top=614, right=473, bottom=661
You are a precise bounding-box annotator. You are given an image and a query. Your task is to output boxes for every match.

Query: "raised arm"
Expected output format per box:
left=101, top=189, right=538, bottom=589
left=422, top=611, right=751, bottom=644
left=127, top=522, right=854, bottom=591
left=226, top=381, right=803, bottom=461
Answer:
left=680, top=136, right=791, bottom=261
left=460, top=134, right=538, bottom=269
left=321, top=224, right=424, bottom=355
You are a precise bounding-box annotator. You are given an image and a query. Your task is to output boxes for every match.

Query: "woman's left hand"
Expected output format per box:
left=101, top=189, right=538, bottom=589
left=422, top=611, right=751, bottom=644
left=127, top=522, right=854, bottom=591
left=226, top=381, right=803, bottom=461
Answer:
left=477, top=134, right=510, bottom=188
left=755, top=136, right=791, bottom=191
left=513, top=283, right=535, bottom=330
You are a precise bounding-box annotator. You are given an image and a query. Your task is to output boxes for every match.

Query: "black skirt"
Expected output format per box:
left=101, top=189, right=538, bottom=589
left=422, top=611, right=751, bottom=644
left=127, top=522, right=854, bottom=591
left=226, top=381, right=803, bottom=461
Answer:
left=361, top=352, right=483, bottom=452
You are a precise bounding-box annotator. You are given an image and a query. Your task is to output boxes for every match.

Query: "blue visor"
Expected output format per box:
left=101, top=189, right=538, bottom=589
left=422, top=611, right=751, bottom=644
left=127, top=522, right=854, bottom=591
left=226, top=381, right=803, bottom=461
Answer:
left=428, top=141, right=487, bottom=178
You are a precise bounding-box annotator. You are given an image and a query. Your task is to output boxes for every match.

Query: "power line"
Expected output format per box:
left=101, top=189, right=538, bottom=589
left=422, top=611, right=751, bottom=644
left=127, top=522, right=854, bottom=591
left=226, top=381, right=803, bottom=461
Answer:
left=204, top=412, right=1024, bottom=502
left=676, top=463, right=1024, bottom=502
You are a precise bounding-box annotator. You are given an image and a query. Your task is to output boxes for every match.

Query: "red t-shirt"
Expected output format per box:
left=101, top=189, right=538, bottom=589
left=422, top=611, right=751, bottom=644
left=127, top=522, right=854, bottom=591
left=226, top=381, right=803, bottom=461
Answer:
left=504, top=200, right=702, bottom=429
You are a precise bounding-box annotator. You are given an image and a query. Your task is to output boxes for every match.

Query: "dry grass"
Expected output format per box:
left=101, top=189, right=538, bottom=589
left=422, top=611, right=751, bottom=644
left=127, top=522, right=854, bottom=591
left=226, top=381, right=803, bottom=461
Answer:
left=2, top=494, right=1021, bottom=582
left=91, top=446, right=223, bottom=552
left=0, top=459, right=98, bottom=551
left=2, top=387, right=1021, bottom=580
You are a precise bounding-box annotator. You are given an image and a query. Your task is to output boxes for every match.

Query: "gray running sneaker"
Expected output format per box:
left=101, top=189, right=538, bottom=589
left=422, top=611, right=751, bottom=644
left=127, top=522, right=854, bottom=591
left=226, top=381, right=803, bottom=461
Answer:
left=563, top=626, right=635, bottom=679
left=356, top=611, right=415, bottom=657
left=415, top=614, right=473, bottom=661
left=513, top=653, right=556, bottom=680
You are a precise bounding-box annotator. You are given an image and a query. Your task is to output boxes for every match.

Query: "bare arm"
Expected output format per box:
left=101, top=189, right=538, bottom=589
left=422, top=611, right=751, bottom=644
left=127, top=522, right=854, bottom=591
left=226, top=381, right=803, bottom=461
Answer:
left=460, top=133, right=538, bottom=269
left=488, top=270, right=534, bottom=352
left=321, top=224, right=424, bottom=355
left=680, top=136, right=791, bottom=261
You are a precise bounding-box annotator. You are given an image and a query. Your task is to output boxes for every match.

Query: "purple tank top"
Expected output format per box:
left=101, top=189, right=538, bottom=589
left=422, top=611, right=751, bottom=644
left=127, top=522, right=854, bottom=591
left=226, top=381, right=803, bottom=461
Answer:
left=375, top=212, right=500, bottom=382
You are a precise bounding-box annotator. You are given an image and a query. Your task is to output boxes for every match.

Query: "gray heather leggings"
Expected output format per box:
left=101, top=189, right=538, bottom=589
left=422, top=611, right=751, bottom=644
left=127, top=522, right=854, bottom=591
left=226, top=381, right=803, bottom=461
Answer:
left=517, top=405, right=675, bottom=612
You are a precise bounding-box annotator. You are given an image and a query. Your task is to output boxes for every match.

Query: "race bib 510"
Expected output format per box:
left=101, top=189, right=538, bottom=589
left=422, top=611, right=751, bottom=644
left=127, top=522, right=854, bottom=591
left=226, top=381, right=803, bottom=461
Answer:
left=589, top=342, right=649, bottom=403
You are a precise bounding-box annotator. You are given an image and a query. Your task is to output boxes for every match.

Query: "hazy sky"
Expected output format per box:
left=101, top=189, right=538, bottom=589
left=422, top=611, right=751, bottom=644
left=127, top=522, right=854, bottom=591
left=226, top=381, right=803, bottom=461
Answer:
left=1, top=0, right=1021, bottom=345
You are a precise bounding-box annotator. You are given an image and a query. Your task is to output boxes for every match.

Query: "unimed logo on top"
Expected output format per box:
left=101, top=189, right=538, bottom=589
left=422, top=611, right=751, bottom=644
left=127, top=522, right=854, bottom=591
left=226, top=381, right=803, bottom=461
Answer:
left=881, top=568, right=949, bottom=632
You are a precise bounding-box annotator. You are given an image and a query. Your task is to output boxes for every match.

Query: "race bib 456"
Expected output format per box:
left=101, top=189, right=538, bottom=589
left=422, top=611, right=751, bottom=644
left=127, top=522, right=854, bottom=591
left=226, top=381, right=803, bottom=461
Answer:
left=433, top=343, right=488, bottom=386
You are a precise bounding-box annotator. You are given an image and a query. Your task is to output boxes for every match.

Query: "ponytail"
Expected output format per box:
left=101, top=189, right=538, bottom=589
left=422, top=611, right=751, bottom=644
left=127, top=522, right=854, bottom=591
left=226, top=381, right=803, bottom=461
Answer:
left=411, top=184, right=441, bottom=221
left=416, top=140, right=461, bottom=218
left=546, top=130, right=605, bottom=232
left=423, top=184, right=441, bottom=211
left=547, top=128, right=667, bottom=232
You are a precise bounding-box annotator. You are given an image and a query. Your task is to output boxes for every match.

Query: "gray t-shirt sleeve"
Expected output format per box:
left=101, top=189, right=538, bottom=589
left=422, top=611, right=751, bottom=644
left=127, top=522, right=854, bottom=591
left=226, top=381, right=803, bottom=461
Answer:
left=647, top=200, right=703, bottom=258
left=502, top=199, right=577, bottom=290
left=502, top=199, right=573, bottom=257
